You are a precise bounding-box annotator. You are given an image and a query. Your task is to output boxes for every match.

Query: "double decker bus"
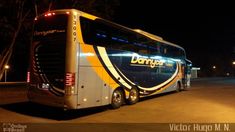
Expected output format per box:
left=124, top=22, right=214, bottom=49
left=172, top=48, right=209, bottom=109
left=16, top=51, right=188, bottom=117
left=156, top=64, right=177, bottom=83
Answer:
left=27, top=9, right=192, bottom=109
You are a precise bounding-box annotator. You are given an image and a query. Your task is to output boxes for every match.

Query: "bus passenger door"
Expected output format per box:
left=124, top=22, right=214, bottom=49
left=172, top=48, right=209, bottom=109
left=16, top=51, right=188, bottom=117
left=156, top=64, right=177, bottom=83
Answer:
left=185, top=64, right=192, bottom=88
left=181, top=64, right=186, bottom=88
left=185, top=60, right=192, bottom=88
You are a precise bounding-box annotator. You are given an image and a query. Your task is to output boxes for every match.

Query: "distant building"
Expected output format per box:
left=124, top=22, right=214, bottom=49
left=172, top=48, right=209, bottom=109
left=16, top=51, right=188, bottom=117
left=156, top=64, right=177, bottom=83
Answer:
left=191, top=67, right=200, bottom=78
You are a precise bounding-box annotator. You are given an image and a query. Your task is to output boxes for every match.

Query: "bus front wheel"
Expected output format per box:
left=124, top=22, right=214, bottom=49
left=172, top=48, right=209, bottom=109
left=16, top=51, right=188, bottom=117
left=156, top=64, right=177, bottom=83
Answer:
left=111, top=88, right=124, bottom=109
left=176, top=82, right=181, bottom=92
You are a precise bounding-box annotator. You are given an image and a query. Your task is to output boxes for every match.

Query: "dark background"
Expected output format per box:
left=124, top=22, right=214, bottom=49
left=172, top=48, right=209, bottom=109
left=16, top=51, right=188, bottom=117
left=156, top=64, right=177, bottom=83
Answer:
left=113, top=1, right=235, bottom=77
left=1, top=0, right=235, bottom=81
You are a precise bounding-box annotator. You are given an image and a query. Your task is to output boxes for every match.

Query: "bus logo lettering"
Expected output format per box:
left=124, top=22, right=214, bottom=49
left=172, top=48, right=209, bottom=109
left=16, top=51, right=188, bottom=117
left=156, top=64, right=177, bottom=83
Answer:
left=130, top=54, right=164, bottom=68
left=34, top=29, right=65, bottom=36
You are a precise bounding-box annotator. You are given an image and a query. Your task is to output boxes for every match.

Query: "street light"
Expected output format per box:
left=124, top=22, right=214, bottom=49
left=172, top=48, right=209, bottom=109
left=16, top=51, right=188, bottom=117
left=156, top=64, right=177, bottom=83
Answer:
left=4, top=64, right=10, bottom=82
left=233, top=61, right=235, bottom=65
left=232, top=61, right=235, bottom=76
left=212, top=66, right=216, bottom=69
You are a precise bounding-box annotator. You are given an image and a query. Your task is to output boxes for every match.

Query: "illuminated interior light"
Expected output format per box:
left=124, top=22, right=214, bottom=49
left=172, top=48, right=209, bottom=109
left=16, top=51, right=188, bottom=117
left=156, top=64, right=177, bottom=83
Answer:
left=47, top=13, right=52, bottom=16
left=96, top=33, right=107, bottom=38
left=112, top=37, right=118, bottom=40
left=66, top=11, right=70, bottom=14
left=83, top=98, right=87, bottom=102
left=105, top=96, right=108, bottom=99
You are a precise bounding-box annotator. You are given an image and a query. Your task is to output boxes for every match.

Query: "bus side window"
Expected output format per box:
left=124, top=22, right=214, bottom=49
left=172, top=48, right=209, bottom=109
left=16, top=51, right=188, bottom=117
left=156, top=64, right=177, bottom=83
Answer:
left=80, top=16, right=111, bottom=47
left=147, top=41, right=161, bottom=56
left=139, top=49, right=148, bottom=54
left=164, top=48, right=167, bottom=54
left=159, top=43, right=167, bottom=56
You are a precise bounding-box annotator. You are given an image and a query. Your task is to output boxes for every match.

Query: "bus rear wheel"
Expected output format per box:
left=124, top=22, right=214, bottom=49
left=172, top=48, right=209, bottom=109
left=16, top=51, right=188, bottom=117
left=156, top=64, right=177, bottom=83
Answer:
left=111, top=88, right=124, bottom=109
left=127, top=87, right=139, bottom=105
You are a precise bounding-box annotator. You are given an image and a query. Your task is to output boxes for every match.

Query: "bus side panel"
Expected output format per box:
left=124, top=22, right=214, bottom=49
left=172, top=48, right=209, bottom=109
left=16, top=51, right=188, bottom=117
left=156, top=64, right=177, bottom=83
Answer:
left=159, top=82, right=178, bottom=93
left=158, top=63, right=183, bottom=94
left=139, top=62, right=184, bottom=97
left=101, top=68, right=112, bottom=105
left=77, top=44, right=112, bottom=108
left=77, top=67, right=115, bottom=109
left=77, top=66, right=102, bottom=108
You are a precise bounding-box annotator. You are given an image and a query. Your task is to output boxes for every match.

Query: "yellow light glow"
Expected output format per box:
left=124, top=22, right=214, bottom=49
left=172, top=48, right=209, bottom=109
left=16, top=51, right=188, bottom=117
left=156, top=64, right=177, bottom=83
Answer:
left=4, top=65, right=9, bottom=69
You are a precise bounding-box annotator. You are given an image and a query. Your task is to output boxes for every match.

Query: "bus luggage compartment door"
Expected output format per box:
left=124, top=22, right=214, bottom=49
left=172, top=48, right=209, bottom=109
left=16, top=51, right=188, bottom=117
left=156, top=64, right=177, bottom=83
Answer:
left=78, top=66, right=103, bottom=108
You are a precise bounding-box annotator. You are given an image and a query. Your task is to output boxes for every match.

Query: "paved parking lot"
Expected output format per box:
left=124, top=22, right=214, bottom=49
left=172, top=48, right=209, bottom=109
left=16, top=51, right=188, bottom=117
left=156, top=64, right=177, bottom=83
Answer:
left=1, top=78, right=235, bottom=131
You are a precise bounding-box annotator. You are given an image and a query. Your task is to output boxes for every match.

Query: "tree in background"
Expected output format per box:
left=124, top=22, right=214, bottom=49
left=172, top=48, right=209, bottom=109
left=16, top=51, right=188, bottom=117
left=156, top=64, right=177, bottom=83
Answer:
left=35, top=0, right=120, bottom=20
left=0, top=0, right=33, bottom=81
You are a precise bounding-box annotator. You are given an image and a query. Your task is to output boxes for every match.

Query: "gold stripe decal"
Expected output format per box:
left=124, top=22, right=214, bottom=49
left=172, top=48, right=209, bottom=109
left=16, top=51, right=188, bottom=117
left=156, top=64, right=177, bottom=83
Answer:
left=97, top=47, right=132, bottom=89
left=97, top=46, right=179, bottom=91
left=80, top=44, right=119, bottom=89
left=97, top=46, right=179, bottom=92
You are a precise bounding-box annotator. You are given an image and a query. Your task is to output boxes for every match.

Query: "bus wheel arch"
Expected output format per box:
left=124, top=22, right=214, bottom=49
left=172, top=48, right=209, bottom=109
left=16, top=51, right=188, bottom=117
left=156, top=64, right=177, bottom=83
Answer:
left=126, top=86, right=139, bottom=105
left=110, top=87, right=125, bottom=109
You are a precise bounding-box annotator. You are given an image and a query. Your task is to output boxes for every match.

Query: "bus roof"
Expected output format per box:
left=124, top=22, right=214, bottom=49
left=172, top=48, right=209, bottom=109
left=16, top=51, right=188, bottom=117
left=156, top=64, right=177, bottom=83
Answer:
left=133, top=29, right=184, bottom=50
left=47, top=9, right=185, bottom=51
left=133, top=29, right=163, bottom=41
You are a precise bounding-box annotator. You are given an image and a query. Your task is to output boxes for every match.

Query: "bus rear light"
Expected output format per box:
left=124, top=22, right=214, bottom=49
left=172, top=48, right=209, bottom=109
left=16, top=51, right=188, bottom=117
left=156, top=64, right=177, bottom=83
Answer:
left=44, top=12, right=55, bottom=17
left=65, top=73, right=75, bottom=86
left=27, top=72, right=30, bottom=83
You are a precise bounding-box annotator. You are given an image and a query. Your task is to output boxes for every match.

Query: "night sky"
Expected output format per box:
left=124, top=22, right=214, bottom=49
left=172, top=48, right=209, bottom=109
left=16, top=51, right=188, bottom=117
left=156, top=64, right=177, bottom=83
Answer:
left=2, top=1, right=235, bottom=80
left=113, top=1, right=235, bottom=76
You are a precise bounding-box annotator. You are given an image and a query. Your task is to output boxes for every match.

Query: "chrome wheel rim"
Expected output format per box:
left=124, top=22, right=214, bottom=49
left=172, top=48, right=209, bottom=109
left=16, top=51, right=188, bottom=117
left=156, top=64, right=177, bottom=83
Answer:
left=113, top=91, right=122, bottom=104
left=129, top=89, right=137, bottom=101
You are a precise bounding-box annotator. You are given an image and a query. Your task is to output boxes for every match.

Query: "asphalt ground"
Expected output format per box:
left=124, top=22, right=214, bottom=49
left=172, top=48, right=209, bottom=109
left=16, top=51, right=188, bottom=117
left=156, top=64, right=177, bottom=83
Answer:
left=1, top=78, right=235, bottom=132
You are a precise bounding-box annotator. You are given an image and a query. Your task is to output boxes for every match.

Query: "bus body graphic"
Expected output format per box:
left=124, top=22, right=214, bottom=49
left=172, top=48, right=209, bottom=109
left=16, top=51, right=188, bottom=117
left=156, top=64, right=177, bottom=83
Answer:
left=95, top=46, right=179, bottom=92
left=28, top=9, right=192, bottom=109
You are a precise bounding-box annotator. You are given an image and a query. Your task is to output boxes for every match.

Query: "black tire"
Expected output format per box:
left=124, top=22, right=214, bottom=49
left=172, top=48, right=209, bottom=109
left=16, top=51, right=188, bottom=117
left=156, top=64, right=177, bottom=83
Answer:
left=111, top=88, right=124, bottom=109
left=176, top=82, right=181, bottom=92
left=127, top=87, right=139, bottom=105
